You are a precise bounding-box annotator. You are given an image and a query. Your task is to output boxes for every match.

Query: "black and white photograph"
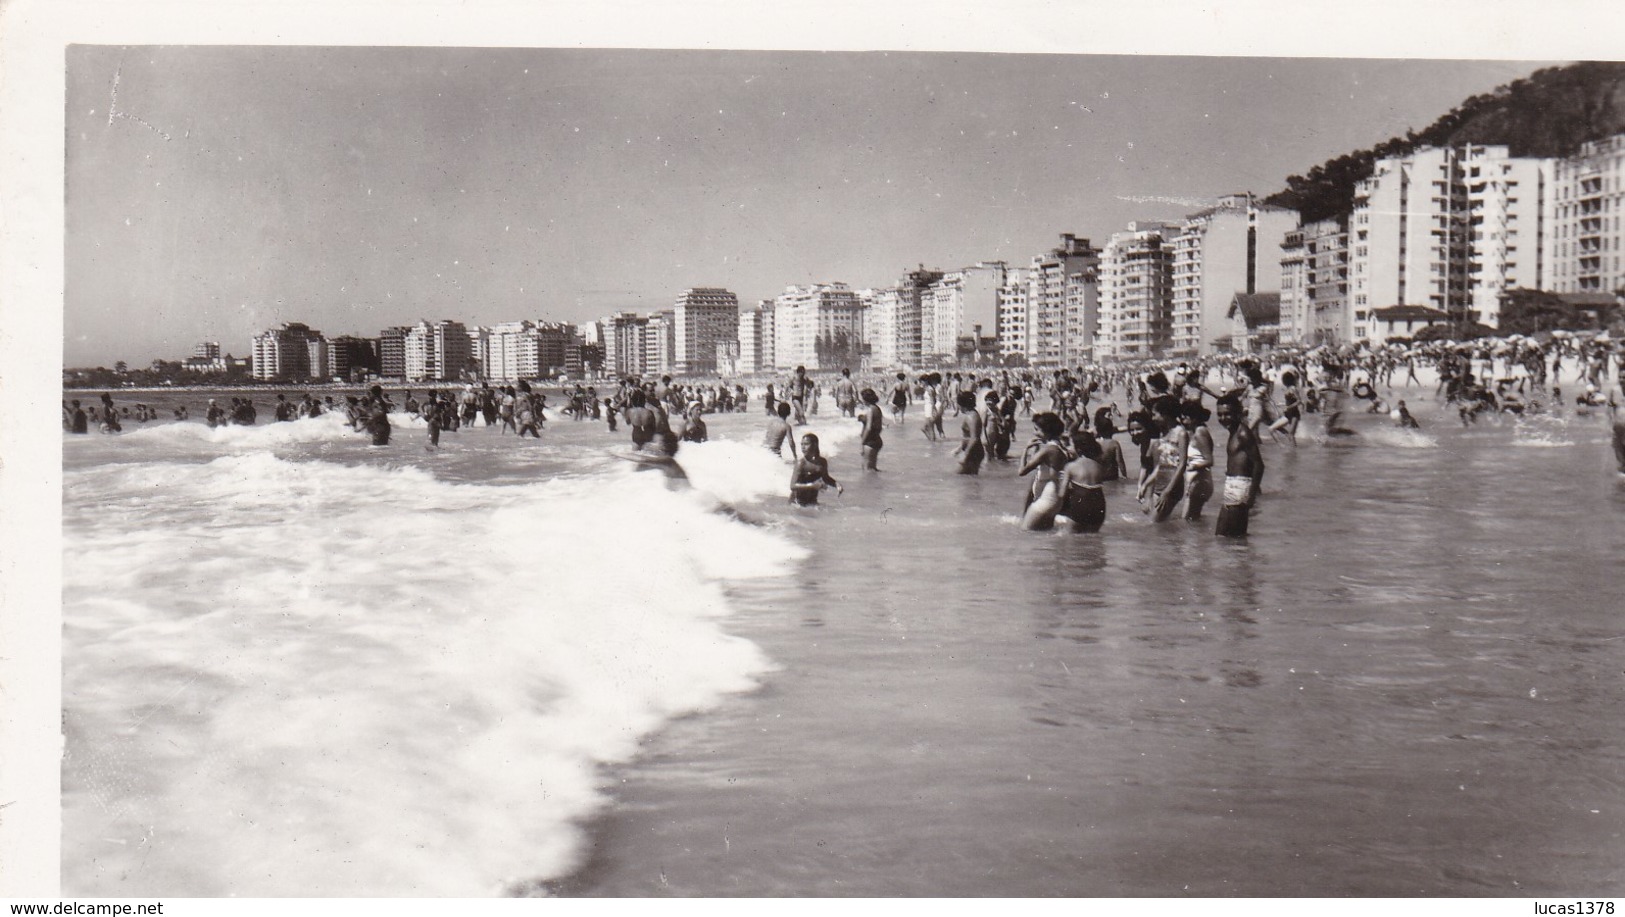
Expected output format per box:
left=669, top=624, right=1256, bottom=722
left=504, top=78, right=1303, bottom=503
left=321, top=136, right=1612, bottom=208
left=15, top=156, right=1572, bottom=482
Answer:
left=5, top=0, right=1624, bottom=904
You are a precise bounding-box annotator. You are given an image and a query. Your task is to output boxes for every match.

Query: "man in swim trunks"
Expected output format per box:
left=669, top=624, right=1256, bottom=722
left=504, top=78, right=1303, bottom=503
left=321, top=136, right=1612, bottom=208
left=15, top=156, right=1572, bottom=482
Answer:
left=788, top=366, right=813, bottom=425
left=764, top=401, right=797, bottom=460
left=834, top=368, right=859, bottom=418
left=858, top=388, right=884, bottom=471
left=1215, top=394, right=1263, bottom=538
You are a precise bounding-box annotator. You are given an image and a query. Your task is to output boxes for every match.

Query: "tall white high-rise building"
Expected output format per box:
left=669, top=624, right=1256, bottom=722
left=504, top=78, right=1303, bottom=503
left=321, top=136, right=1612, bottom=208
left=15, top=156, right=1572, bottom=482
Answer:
left=403, top=319, right=472, bottom=382
left=673, top=287, right=740, bottom=375
left=1169, top=194, right=1297, bottom=354
left=1096, top=223, right=1176, bottom=361
left=772, top=283, right=864, bottom=371
left=1467, top=150, right=1553, bottom=326
left=1547, top=133, right=1625, bottom=297
left=737, top=302, right=775, bottom=374
left=1350, top=144, right=1553, bottom=338
left=1279, top=216, right=1352, bottom=345
left=251, top=322, right=325, bottom=381
left=603, top=312, right=649, bottom=378
left=645, top=311, right=675, bottom=376
left=485, top=321, right=541, bottom=380
left=1024, top=234, right=1099, bottom=368
left=995, top=268, right=1030, bottom=361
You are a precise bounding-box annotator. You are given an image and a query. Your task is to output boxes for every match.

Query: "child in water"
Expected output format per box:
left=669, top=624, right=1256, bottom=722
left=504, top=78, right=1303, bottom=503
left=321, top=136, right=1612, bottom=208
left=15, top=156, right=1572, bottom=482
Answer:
left=790, top=433, right=841, bottom=506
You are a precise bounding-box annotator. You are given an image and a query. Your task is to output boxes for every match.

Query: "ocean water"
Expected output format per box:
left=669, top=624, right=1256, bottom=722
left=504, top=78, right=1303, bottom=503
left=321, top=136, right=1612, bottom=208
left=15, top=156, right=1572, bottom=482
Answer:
left=62, top=382, right=1625, bottom=897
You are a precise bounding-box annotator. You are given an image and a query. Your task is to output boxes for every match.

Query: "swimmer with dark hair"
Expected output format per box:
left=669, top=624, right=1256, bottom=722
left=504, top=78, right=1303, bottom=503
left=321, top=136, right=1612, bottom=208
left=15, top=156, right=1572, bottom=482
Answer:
left=1059, top=431, right=1110, bottom=533
left=1017, top=412, right=1069, bottom=531
left=858, top=388, right=883, bottom=471
left=1215, top=394, right=1264, bottom=538
left=954, top=391, right=985, bottom=475
left=789, top=433, right=841, bottom=506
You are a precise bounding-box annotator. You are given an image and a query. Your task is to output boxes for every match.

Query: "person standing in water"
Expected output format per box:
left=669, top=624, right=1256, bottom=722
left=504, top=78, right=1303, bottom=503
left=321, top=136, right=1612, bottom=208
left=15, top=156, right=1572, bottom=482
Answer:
left=625, top=389, right=658, bottom=451
left=1215, top=394, right=1264, bottom=538
left=834, top=368, right=859, bottom=418
left=954, top=391, right=985, bottom=475
left=890, top=373, right=911, bottom=425
left=1058, top=430, right=1110, bottom=533
left=788, top=366, right=813, bottom=425
left=764, top=401, right=797, bottom=460
left=1610, top=395, right=1625, bottom=475
left=789, top=433, right=841, bottom=506
left=365, top=385, right=392, bottom=446
left=858, top=388, right=884, bottom=471
left=1178, top=400, right=1215, bottom=521
left=1144, top=397, right=1189, bottom=522
left=1017, top=412, right=1070, bottom=530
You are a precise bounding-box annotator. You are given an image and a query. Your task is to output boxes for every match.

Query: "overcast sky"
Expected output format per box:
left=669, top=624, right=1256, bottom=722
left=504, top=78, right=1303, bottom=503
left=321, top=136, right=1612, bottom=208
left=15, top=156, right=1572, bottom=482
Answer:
left=64, top=47, right=1547, bottom=366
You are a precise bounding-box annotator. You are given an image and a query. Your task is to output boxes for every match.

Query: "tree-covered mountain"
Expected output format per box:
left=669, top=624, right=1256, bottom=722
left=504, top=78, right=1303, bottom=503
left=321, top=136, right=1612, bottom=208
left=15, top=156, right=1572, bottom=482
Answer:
left=1264, top=61, right=1625, bottom=223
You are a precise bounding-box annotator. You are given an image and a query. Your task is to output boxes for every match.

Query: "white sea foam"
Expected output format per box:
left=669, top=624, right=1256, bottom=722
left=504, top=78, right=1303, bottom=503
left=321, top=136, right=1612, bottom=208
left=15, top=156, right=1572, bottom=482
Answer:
left=62, top=450, right=803, bottom=896
left=1359, top=427, right=1439, bottom=449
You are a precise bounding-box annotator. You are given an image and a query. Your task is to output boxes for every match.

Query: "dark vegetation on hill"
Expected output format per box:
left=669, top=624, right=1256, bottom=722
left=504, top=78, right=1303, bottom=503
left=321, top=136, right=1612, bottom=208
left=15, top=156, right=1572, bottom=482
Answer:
left=1264, top=62, right=1625, bottom=223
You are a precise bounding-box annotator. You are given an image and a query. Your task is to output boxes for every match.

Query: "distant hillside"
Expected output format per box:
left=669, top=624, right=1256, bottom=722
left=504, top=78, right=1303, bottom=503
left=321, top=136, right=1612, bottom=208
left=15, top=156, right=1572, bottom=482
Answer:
left=1264, top=61, right=1625, bottom=223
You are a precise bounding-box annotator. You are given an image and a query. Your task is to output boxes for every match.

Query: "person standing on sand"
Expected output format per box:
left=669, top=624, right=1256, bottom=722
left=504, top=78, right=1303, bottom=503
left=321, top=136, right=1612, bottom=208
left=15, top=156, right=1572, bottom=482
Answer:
left=789, top=433, right=841, bottom=506
left=858, top=388, right=884, bottom=471
left=1215, top=394, right=1264, bottom=538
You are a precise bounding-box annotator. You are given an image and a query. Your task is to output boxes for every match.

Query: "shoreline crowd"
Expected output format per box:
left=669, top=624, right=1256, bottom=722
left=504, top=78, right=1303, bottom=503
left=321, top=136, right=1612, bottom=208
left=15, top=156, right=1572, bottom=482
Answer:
left=65, top=335, right=1625, bottom=537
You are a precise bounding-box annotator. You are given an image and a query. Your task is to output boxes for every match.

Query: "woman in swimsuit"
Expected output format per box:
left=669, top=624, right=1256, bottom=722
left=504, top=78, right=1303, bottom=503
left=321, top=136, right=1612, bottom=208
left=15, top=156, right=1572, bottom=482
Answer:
left=1144, top=397, right=1189, bottom=522
left=1178, top=400, right=1215, bottom=520
left=1059, top=430, right=1110, bottom=533
left=1126, top=409, right=1159, bottom=500
left=1017, top=412, right=1071, bottom=531
left=790, top=434, right=841, bottom=506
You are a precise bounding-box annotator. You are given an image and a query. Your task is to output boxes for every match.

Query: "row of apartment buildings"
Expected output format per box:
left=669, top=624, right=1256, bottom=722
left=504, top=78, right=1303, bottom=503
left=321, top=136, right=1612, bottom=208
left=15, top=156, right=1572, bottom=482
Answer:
left=239, top=133, right=1625, bottom=380
left=247, top=318, right=602, bottom=382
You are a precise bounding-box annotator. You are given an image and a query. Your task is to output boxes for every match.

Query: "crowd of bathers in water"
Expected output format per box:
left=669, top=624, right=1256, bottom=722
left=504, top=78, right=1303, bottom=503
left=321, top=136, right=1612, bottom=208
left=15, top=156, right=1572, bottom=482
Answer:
left=63, top=336, right=1625, bottom=521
